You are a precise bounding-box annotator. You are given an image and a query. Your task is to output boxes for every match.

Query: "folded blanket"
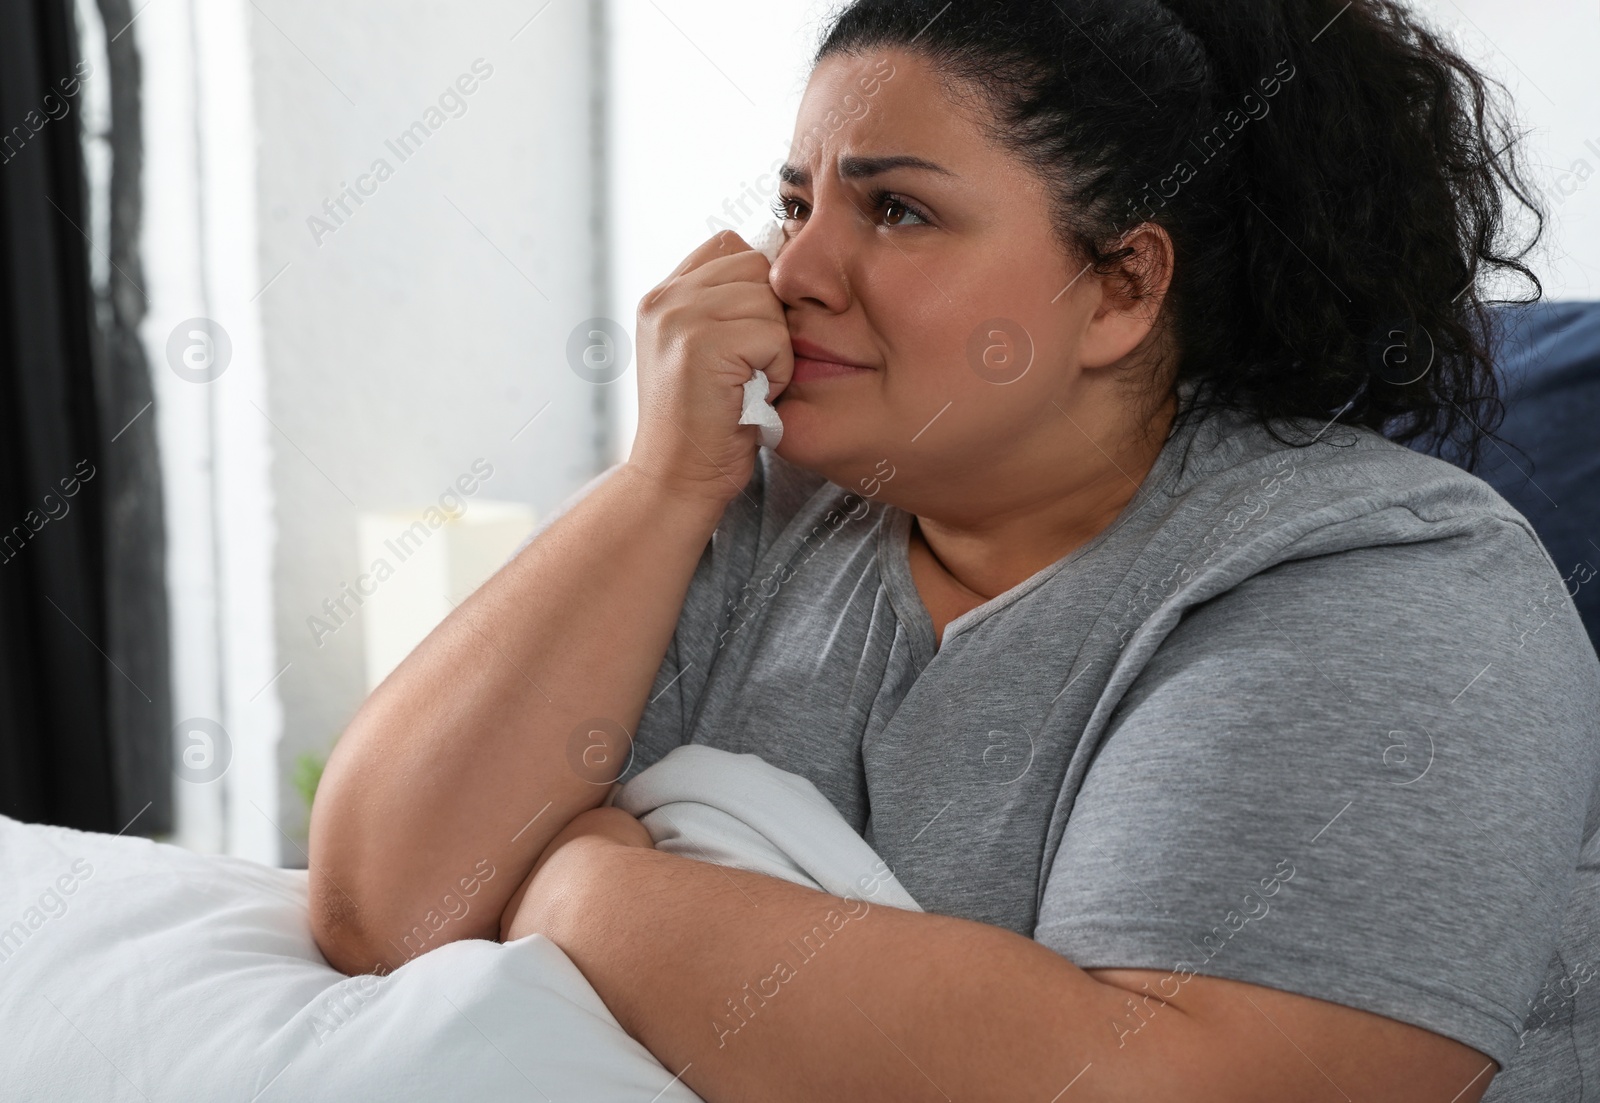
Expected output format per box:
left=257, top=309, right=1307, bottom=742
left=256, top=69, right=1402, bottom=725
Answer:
left=0, top=745, right=917, bottom=1100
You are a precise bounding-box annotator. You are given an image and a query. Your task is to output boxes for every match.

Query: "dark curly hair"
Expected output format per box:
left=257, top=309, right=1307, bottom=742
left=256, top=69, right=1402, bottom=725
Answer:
left=815, top=0, right=1545, bottom=472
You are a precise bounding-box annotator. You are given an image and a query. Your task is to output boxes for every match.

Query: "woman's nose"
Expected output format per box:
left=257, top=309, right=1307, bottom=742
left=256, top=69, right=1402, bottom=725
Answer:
left=767, top=209, right=853, bottom=315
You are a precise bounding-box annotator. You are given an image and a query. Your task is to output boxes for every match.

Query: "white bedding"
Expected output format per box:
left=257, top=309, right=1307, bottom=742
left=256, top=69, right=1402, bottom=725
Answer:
left=0, top=745, right=918, bottom=1101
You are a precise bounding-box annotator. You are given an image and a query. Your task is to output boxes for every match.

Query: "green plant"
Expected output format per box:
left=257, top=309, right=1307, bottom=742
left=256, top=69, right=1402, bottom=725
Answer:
left=292, top=748, right=329, bottom=812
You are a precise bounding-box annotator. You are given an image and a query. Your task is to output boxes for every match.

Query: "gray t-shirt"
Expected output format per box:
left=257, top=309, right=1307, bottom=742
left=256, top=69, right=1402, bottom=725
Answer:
left=524, top=392, right=1600, bottom=1098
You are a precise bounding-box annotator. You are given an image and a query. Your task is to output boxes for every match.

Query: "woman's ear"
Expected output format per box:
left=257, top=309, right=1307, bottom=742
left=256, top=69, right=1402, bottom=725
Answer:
left=1077, top=223, right=1175, bottom=371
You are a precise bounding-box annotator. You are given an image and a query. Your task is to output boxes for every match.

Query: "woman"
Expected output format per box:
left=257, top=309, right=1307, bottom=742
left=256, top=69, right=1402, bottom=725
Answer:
left=308, top=1, right=1600, bottom=1099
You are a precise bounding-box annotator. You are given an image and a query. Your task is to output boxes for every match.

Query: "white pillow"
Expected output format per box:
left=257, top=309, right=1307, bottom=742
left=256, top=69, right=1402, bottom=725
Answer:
left=0, top=813, right=697, bottom=1101
left=0, top=744, right=917, bottom=1100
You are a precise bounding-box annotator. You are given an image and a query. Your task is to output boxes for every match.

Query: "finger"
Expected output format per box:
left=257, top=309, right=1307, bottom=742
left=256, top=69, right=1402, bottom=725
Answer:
left=677, top=247, right=774, bottom=292
left=653, top=230, right=753, bottom=293
left=709, top=318, right=793, bottom=381
left=692, top=280, right=786, bottom=323
left=642, top=231, right=755, bottom=312
left=764, top=337, right=796, bottom=399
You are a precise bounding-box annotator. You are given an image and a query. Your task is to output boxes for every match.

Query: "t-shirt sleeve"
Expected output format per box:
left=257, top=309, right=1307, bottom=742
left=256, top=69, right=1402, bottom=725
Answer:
left=501, top=460, right=774, bottom=786
left=1033, top=517, right=1600, bottom=1069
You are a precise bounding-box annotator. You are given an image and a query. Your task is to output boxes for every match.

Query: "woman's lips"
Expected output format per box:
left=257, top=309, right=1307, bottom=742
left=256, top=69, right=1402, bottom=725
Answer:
left=790, top=338, right=875, bottom=385
left=792, top=356, right=874, bottom=384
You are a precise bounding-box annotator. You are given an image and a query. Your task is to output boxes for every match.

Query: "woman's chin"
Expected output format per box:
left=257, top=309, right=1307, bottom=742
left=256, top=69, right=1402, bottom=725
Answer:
left=770, top=427, right=829, bottom=472
left=771, top=410, right=876, bottom=488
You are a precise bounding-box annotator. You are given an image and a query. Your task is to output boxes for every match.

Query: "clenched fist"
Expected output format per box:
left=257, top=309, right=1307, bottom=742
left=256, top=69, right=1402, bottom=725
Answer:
left=629, top=230, right=794, bottom=506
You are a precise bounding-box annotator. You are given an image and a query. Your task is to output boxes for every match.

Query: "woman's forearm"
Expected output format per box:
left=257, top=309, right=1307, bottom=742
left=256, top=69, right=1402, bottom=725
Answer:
left=529, top=839, right=1122, bottom=1102
left=307, top=461, right=727, bottom=975
left=524, top=841, right=1497, bottom=1103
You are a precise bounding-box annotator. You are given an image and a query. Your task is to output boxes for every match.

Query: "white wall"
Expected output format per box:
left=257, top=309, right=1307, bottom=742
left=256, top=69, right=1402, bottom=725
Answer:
left=250, top=1, right=608, bottom=863
left=142, top=0, right=607, bottom=863
left=1412, top=0, right=1600, bottom=300
left=607, top=0, right=835, bottom=463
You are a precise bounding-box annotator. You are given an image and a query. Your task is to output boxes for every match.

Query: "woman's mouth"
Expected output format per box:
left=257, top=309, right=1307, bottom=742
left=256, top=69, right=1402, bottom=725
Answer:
left=790, top=338, right=876, bottom=385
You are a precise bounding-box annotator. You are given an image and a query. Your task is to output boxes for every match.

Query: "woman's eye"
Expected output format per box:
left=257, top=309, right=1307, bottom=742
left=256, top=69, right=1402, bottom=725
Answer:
left=881, top=198, right=927, bottom=227
left=772, top=196, right=806, bottom=222
left=883, top=193, right=934, bottom=225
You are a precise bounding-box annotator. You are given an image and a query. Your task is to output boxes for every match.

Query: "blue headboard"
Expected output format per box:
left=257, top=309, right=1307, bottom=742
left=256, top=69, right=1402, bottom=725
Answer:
left=1453, top=302, right=1600, bottom=655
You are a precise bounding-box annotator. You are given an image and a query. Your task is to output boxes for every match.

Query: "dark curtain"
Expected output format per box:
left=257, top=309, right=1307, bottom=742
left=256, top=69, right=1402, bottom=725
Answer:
left=0, top=0, right=172, bottom=834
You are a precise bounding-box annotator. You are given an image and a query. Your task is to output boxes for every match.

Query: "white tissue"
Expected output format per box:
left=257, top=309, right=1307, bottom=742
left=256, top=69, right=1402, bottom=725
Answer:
left=750, top=219, right=784, bottom=263
left=740, top=369, right=784, bottom=449
left=738, top=220, right=786, bottom=449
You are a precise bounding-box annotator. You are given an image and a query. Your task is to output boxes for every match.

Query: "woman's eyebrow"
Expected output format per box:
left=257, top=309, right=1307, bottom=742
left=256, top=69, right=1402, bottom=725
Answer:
left=778, top=154, right=956, bottom=188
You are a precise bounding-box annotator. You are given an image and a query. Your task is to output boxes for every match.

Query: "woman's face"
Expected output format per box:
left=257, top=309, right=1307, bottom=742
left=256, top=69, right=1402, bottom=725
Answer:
left=768, top=48, right=1165, bottom=515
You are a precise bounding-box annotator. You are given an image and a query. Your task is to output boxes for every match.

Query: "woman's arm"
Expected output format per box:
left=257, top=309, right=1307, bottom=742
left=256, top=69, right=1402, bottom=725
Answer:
left=307, top=463, right=724, bottom=974
left=499, top=805, right=655, bottom=942
left=308, top=230, right=792, bottom=976
left=517, top=836, right=1497, bottom=1103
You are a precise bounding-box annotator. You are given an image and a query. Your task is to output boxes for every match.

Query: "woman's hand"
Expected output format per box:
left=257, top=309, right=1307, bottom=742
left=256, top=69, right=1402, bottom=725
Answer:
left=498, top=806, right=654, bottom=943
left=628, top=230, right=793, bottom=507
